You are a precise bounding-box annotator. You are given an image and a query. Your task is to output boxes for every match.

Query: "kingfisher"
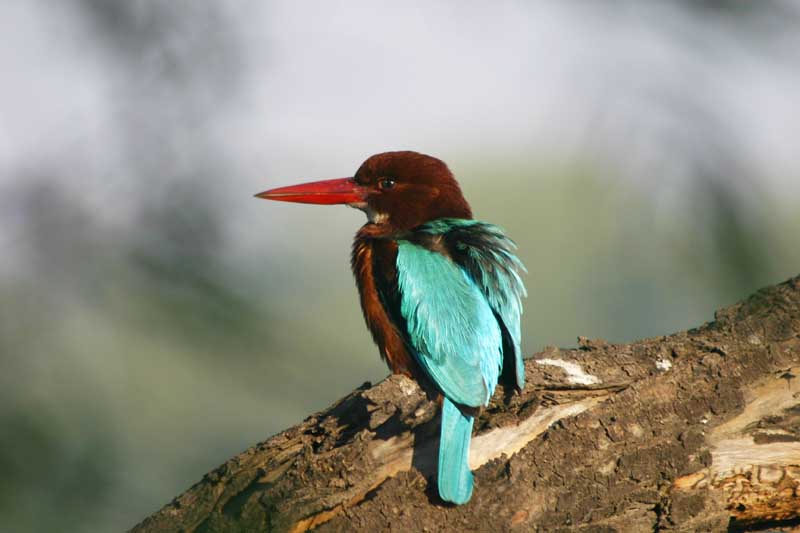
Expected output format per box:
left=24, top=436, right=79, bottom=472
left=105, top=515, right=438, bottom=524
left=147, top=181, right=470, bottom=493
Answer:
left=256, top=151, right=526, bottom=504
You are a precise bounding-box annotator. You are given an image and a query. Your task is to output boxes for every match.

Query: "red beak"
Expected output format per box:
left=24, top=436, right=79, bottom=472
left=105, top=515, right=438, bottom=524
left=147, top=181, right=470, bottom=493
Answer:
left=255, top=177, right=367, bottom=205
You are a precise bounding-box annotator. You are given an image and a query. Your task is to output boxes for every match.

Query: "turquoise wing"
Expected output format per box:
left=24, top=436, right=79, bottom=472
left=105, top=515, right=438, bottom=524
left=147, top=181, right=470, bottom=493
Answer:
left=396, top=240, right=503, bottom=407
left=416, top=219, right=527, bottom=389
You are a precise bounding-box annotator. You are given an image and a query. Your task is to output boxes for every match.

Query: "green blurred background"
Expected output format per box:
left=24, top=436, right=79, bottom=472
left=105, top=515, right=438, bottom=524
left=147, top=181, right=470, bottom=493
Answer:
left=1, top=1, right=799, bottom=531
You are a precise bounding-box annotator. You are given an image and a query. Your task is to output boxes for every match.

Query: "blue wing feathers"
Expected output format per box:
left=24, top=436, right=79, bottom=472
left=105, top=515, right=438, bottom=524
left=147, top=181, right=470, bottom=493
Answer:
left=396, top=241, right=501, bottom=406
left=394, top=218, right=526, bottom=504
left=414, top=219, right=527, bottom=389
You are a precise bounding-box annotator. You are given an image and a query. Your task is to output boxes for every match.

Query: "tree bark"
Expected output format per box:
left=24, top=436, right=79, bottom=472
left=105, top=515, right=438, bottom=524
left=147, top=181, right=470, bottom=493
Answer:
left=132, top=275, right=800, bottom=532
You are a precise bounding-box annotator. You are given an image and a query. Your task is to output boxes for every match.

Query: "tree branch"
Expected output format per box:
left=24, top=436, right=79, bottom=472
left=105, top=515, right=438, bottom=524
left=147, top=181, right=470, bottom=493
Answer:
left=132, top=275, right=800, bottom=532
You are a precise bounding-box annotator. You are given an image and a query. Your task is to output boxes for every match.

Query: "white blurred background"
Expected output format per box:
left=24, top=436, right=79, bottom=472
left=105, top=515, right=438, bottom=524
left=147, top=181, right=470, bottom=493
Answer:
left=1, top=2, right=799, bottom=531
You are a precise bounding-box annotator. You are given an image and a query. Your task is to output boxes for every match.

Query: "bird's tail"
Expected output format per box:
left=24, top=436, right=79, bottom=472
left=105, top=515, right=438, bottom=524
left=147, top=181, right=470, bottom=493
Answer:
left=437, top=397, right=474, bottom=504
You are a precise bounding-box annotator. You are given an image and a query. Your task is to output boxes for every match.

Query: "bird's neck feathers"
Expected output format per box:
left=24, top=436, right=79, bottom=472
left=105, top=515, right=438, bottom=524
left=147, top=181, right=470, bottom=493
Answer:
left=356, top=214, right=475, bottom=241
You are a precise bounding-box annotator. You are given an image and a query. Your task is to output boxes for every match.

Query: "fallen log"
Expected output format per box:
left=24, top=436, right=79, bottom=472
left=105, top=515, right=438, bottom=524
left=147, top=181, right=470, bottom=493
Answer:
left=132, top=275, right=800, bottom=532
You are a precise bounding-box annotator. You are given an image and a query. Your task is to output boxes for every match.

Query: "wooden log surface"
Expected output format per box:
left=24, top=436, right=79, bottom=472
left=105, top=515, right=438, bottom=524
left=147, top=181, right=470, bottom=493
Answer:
left=132, top=275, right=800, bottom=532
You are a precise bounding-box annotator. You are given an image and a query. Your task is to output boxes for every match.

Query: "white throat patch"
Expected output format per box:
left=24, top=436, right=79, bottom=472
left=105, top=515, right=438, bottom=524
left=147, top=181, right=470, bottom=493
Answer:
left=349, top=202, right=388, bottom=224
left=367, top=209, right=389, bottom=224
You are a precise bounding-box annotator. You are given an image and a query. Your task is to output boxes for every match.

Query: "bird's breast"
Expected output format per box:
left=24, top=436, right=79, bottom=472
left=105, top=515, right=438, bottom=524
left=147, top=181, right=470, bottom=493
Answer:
left=351, top=234, right=418, bottom=377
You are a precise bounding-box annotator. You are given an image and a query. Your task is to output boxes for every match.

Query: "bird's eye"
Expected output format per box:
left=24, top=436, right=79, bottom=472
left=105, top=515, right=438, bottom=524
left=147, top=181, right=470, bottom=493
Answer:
left=379, top=179, right=395, bottom=190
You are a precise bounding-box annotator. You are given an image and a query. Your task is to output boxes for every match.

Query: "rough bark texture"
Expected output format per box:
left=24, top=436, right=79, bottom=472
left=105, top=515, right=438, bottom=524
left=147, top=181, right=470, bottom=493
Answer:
left=132, top=275, right=800, bottom=532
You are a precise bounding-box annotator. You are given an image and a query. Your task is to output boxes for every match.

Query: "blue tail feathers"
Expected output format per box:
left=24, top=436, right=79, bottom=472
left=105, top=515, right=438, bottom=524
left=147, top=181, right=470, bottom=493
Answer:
left=437, top=397, right=474, bottom=504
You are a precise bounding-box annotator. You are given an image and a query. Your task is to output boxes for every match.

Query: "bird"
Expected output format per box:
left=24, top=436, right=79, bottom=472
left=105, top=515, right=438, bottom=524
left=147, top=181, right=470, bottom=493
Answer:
left=255, top=151, right=526, bottom=504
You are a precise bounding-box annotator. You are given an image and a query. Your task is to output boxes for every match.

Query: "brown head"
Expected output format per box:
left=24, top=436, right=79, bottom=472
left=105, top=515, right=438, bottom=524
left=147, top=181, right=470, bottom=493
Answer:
left=256, top=151, right=472, bottom=233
